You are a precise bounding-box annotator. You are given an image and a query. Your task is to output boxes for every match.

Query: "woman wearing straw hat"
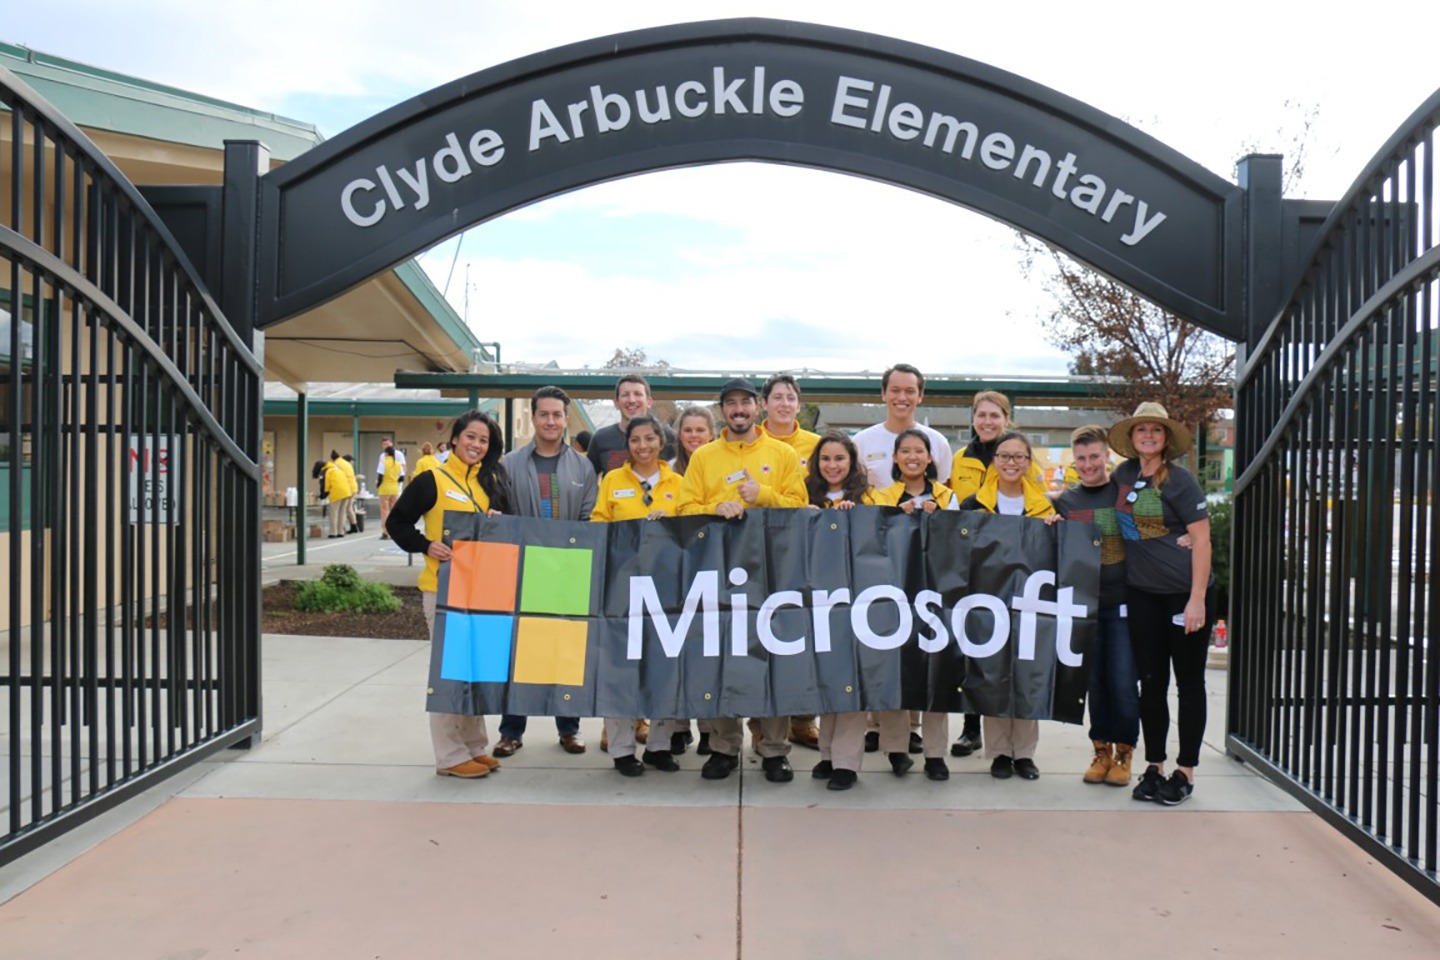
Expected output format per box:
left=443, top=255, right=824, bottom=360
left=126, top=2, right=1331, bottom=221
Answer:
left=1109, top=402, right=1214, bottom=806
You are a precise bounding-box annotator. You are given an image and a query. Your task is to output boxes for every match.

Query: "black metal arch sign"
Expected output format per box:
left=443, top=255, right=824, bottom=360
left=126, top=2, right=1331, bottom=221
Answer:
left=256, top=19, right=1243, bottom=338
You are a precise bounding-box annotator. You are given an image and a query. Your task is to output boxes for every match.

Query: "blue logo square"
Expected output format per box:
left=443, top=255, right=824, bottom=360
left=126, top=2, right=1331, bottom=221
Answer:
left=440, top=613, right=513, bottom=683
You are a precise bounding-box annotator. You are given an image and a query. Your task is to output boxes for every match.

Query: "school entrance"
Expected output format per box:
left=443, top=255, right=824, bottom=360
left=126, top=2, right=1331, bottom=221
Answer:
left=2, top=18, right=1436, bottom=900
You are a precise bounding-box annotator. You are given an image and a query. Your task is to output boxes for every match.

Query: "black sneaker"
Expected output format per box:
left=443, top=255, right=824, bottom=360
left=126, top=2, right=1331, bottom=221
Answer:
left=642, top=749, right=680, bottom=772
left=762, top=755, right=795, bottom=783
left=924, top=758, right=950, bottom=781
left=888, top=752, right=914, bottom=776
left=1157, top=770, right=1194, bottom=806
left=827, top=768, right=858, bottom=791
left=701, top=752, right=738, bottom=780
left=696, top=732, right=712, bottom=756
left=670, top=732, right=689, bottom=756
left=908, top=731, right=924, bottom=754
left=812, top=760, right=834, bottom=780
left=864, top=731, right=880, bottom=753
left=614, top=755, right=645, bottom=777
left=1133, top=764, right=1165, bottom=802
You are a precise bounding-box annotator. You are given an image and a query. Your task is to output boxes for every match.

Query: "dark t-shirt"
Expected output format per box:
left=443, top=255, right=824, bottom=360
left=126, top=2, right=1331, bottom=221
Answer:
left=587, top=422, right=677, bottom=477
left=532, top=453, right=560, bottom=521
left=1054, top=479, right=1127, bottom=608
left=1111, top=458, right=1209, bottom=595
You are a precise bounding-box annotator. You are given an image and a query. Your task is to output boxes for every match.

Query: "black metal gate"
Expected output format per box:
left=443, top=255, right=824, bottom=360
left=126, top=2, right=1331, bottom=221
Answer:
left=1231, top=91, right=1440, bottom=902
left=1, top=68, right=261, bottom=865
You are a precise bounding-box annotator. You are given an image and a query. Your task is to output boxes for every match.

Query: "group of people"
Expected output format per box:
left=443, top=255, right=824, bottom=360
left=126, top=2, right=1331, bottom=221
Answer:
left=385, top=364, right=1215, bottom=807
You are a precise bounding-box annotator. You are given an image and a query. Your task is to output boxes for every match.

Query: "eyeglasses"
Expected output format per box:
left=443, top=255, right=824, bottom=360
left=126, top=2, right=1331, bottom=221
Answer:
left=1125, top=479, right=1148, bottom=503
left=994, top=453, right=1030, bottom=464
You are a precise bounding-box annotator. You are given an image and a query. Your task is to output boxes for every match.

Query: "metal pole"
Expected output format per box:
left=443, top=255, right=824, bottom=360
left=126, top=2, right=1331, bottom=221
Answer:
left=296, top=391, right=308, bottom=566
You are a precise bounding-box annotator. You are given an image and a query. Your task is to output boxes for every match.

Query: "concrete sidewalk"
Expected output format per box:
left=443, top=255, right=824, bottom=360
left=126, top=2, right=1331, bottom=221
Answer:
left=3, top=549, right=1439, bottom=958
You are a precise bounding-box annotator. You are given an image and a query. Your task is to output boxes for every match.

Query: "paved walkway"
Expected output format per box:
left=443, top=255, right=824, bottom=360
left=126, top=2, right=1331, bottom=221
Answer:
left=3, top=532, right=1438, bottom=958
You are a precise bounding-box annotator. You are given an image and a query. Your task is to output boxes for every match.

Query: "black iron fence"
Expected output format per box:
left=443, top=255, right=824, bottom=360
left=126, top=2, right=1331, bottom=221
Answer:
left=1231, top=91, right=1440, bottom=901
left=1, top=67, right=261, bottom=864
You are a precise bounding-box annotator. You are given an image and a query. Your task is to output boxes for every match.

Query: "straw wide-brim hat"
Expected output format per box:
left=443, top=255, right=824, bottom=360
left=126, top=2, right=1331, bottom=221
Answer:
left=1109, top=402, right=1193, bottom=458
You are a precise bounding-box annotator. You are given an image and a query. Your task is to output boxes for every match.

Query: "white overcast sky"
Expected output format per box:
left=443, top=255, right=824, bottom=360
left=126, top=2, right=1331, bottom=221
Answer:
left=7, top=2, right=1439, bottom=375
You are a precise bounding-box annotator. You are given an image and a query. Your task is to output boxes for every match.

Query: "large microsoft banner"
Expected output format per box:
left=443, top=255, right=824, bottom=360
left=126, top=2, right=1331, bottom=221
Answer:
left=427, top=509, right=1099, bottom=723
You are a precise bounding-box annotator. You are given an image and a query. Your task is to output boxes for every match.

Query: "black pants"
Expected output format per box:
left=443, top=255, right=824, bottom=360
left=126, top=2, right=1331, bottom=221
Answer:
left=1127, top=586, right=1215, bottom=769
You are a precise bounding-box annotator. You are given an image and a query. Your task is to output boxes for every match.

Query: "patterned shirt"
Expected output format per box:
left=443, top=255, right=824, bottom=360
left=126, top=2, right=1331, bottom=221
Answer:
left=1055, top=479, right=1127, bottom=608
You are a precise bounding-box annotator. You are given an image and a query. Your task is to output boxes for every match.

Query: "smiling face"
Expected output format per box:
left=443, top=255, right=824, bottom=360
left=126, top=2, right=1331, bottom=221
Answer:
left=763, top=382, right=801, bottom=432
left=1130, top=421, right=1169, bottom=460
left=627, top=423, right=662, bottom=469
left=815, top=439, right=853, bottom=491
left=994, top=437, right=1031, bottom=485
left=1071, top=440, right=1110, bottom=487
left=972, top=399, right=1008, bottom=444
left=615, top=381, right=652, bottom=424
left=894, top=434, right=932, bottom=482
left=679, top=413, right=714, bottom=454
left=452, top=420, right=492, bottom=466
left=721, top=391, right=759, bottom=438
left=532, top=397, right=567, bottom=446
left=883, top=371, right=923, bottom=426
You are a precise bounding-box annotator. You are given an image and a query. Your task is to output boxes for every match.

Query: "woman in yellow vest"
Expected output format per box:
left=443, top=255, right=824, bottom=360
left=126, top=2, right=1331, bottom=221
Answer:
left=323, top=451, right=352, bottom=538
left=867, top=429, right=955, bottom=781
left=958, top=430, right=1056, bottom=782
left=385, top=412, right=512, bottom=779
left=411, top=441, right=440, bottom=479
left=376, top=446, right=405, bottom=538
left=590, top=416, right=684, bottom=776
left=803, top=432, right=878, bottom=790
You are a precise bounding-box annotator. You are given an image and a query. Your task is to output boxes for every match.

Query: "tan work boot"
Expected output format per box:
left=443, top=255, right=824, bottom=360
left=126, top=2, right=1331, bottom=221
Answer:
left=1083, top=741, right=1113, bottom=784
left=1106, top=744, right=1134, bottom=786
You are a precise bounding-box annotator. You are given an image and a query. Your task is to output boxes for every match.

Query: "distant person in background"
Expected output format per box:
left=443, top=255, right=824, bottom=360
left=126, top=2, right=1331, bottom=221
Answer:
left=573, top=429, right=592, bottom=455
left=587, top=374, right=675, bottom=477
left=411, top=442, right=440, bottom=480
left=340, top=454, right=360, bottom=532
left=324, top=451, right=352, bottom=538
left=375, top=436, right=407, bottom=479
left=376, top=446, right=404, bottom=539
left=436, top=442, right=451, bottom=463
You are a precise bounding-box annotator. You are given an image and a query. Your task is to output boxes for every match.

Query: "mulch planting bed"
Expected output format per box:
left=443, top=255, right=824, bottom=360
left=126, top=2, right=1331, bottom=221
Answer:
left=262, top=581, right=427, bottom=640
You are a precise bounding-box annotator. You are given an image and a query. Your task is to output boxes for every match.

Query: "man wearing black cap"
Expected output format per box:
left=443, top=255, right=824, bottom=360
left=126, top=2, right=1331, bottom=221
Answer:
left=677, top=377, right=807, bottom=782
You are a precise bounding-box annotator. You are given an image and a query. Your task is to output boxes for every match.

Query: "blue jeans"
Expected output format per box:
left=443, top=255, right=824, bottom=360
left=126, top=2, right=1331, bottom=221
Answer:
left=499, top=714, right=579, bottom=740
left=1086, top=605, right=1139, bottom=747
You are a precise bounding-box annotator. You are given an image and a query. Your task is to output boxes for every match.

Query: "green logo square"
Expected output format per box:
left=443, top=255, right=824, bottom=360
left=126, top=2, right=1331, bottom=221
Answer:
left=519, top=545, right=592, bottom=616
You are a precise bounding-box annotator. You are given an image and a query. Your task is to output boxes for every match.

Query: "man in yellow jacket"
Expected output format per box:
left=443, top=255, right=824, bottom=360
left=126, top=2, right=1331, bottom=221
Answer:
left=677, top=378, right=806, bottom=783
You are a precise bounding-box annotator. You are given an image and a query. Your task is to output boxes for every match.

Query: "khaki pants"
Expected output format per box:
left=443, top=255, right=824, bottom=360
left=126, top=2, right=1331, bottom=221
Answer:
left=710, top=717, right=789, bottom=758
left=876, top=710, right=949, bottom=760
left=378, top=494, right=397, bottom=531
left=983, top=716, right=1039, bottom=760
left=866, top=710, right=920, bottom=732
left=819, top=712, right=867, bottom=772
left=423, top=593, right=490, bottom=767
left=328, top=496, right=351, bottom=536
left=606, top=718, right=681, bottom=758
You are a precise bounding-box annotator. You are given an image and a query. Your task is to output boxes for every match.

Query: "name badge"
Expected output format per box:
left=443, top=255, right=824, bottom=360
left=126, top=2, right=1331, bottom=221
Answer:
left=724, top=469, right=747, bottom=484
left=613, top=488, right=636, bottom=499
left=444, top=489, right=470, bottom=504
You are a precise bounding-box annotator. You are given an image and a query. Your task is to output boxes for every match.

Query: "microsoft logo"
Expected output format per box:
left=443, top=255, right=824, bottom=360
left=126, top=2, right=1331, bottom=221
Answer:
left=439, top=541, right=594, bottom=686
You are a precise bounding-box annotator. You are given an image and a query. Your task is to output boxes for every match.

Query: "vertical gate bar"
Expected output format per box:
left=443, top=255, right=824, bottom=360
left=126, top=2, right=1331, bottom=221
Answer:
left=148, top=244, right=162, bottom=765
left=6, top=96, right=24, bottom=833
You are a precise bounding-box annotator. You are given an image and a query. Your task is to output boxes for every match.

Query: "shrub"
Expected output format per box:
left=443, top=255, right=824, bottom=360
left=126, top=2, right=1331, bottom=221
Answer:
left=1208, top=494, right=1231, bottom=614
left=295, top=564, right=402, bottom=614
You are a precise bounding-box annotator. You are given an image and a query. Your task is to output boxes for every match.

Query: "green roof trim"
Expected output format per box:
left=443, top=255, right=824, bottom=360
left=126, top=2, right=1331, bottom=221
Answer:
left=391, top=260, right=485, bottom=357
left=264, top=397, right=493, bottom=417
left=1, top=42, right=322, bottom=161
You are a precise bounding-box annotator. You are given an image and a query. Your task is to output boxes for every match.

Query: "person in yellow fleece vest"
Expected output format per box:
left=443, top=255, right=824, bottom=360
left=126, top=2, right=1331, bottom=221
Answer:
left=677, top=377, right=806, bottom=785
left=958, top=430, right=1055, bottom=783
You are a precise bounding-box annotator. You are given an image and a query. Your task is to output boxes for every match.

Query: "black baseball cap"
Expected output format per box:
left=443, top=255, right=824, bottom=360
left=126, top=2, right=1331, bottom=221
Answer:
left=717, top=377, right=759, bottom=401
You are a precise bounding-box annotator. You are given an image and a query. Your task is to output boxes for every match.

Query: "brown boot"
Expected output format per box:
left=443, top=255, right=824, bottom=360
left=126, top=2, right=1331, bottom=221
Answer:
left=1106, top=744, right=1134, bottom=786
left=600, top=726, right=608, bottom=751
left=1083, top=741, right=1113, bottom=784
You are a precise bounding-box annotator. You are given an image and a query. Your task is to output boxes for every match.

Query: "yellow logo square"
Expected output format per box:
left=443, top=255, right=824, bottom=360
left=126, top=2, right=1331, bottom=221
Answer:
left=511, top=617, right=588, bottom=686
